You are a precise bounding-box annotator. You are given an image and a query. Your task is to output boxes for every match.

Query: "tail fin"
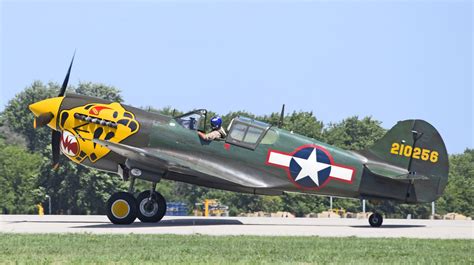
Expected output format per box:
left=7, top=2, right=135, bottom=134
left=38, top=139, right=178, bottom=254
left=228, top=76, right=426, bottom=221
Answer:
left=359, top=120, right=449, bottom=203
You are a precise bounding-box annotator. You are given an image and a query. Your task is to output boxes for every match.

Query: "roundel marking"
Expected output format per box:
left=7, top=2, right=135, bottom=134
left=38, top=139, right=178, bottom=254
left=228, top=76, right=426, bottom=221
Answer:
left=266, top=144, right=356, bottom=190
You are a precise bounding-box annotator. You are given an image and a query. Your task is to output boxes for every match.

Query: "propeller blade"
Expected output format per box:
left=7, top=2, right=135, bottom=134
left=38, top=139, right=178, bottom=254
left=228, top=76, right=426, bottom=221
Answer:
left=58, top=51, right=76, bottom=97
left=52, top=130, right=61, bottom=169
left=278, top=104, right=285, bottom=128
left=33, top=112, right=54, bottom=128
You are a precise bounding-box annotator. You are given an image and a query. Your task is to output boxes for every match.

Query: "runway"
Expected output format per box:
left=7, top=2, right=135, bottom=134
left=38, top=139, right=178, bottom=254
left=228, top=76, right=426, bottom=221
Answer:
left=1, top=215, right=472, bottom=239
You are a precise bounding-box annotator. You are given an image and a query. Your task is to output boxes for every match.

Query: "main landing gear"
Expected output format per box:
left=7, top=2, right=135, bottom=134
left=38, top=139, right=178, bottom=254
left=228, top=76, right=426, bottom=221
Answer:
left=368, top=212, right=383, bottom=227
left=106, top=179, right=167, bottom=225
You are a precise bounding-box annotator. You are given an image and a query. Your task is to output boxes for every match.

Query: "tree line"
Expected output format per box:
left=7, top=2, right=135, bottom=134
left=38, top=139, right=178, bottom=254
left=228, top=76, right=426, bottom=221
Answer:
left=0, top=81, right=472, bottom=218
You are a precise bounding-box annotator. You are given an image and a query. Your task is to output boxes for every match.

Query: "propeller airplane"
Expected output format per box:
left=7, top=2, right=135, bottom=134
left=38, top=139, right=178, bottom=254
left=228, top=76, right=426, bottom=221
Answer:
left=29, top=56, right=449, bottom=227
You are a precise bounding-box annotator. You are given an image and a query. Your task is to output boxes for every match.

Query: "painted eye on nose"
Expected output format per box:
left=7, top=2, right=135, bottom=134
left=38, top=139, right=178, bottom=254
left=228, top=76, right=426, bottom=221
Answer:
left=128, top=121, right=138, bottom=131
left=117, top=119, right=129, bottom=126
left=60, top=112, right=69, bottom=127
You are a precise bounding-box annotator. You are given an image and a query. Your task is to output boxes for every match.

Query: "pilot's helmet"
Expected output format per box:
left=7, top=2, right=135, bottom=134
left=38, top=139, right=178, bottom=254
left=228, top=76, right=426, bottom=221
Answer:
left=210, top=116, right=222, bottom=130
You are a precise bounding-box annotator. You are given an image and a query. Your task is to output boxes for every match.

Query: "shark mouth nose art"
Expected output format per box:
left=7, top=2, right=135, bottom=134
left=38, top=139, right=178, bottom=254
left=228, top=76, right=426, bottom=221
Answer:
left=60, top=130, right=79, bottom=157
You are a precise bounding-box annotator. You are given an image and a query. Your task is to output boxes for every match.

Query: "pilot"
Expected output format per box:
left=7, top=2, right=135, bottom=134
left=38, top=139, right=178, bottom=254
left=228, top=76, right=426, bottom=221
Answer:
left=198, top=116, right=227, bottom=141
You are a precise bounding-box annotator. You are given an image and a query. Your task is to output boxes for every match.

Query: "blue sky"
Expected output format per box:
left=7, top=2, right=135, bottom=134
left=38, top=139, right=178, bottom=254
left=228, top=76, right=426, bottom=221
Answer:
left=1, top=1, right=472, bottom=154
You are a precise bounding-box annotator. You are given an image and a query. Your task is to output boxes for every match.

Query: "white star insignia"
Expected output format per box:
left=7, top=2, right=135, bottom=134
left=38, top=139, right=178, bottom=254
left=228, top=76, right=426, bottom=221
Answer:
left=292, top=148, right=331, bottom=186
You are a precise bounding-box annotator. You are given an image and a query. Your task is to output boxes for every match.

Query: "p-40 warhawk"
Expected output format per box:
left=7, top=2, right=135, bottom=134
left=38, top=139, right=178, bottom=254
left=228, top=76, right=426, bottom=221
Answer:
left=29, top=57, right=448, bottom=227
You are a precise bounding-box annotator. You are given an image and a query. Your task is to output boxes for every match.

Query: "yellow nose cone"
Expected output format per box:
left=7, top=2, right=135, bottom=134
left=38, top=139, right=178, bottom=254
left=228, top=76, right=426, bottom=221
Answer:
left=28, top=97, right=64, bottom=129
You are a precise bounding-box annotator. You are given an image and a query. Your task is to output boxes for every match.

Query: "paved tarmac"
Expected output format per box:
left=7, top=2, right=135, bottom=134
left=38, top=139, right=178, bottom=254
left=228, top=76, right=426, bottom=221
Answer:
left=0, top=215, right=472, bottom=239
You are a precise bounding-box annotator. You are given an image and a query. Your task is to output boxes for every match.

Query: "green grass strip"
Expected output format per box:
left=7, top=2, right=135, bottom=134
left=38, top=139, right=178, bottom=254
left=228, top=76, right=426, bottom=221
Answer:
left=0, top=233, right=472, bottom=264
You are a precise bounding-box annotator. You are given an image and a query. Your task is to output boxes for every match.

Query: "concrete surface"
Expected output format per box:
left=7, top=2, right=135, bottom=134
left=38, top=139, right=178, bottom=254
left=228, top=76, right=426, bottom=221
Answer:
left=1, top=215, right=472, bottom=239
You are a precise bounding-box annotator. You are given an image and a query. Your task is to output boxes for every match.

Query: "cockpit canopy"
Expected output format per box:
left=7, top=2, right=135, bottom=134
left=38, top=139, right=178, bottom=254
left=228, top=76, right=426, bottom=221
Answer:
left=176, top=111, right=274, bottom=149
left=226, top=116, right=271, bottom=150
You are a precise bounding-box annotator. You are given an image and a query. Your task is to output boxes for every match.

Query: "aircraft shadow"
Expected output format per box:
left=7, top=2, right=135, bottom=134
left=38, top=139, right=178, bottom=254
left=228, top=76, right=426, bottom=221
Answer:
left=74, top=218, right=243, bottom=228
left=7, top=219, right=426, bottom=229
left=238, top=223, right=427, bottom=228
left=350, top=225, right=426, bottom=228
left=5, top=220, right=109, bottom=224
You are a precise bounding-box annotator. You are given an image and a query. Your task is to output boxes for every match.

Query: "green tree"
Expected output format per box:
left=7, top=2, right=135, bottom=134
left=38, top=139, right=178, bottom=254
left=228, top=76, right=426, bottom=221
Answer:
left=323, top=116, right=386, bottom=150
left=1, top=81, right=58, bottom=152
left=281, top=193, right=327, bottom=217
left=1, top=81, right=126, bottom=214
left=282, top=111, right=324, bottom=141
left=0, top=122, right=27, bottom=147
left=259, top=111, right=324, bottom=141
left=75, top=82, right=123, bottom=102
left=437, top=149, right=473, bottom=217
left=0, top=139, right=43, bottom=214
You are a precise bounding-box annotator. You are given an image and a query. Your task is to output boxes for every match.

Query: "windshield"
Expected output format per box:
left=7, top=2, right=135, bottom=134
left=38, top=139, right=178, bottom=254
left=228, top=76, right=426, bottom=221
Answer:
left=175, top=109, right=207, bottom=131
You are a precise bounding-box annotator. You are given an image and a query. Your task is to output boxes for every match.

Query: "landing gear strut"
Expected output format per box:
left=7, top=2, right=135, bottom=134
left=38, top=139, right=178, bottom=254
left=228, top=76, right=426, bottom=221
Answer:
left=369, top=212, right=383, bottom=227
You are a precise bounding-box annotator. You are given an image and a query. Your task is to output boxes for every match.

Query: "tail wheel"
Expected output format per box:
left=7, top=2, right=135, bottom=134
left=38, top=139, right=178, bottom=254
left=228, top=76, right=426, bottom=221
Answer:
left=369, top=213, right=383, bottom=227
left=137, top=190, right=167, bottom=223
left=106, top=192, right=138, bottom=225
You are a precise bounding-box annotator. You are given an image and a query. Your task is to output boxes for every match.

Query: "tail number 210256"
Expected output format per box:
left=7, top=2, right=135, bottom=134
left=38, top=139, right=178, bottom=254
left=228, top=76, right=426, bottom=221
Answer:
left=390, top=143, right=438, bottom=163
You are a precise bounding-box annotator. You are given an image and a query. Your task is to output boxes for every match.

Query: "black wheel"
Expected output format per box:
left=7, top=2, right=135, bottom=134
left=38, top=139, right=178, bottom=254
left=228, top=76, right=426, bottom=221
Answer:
left=106, top=192, right=138, bottom=225
left=136, top=190, right=167, bottom=223
left=369, top=213, right=383, bottom=227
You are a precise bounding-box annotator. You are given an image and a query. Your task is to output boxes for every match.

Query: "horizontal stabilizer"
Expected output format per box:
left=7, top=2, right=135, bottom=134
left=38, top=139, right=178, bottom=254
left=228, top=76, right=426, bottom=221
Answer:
left=364, top=162, right=429, bottom=181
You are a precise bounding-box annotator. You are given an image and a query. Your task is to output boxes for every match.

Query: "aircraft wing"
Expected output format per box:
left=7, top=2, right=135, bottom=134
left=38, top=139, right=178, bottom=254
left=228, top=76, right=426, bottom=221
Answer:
left=93, top=139, right=270, bottom=189
left=93, top=139, right=179, bottom=169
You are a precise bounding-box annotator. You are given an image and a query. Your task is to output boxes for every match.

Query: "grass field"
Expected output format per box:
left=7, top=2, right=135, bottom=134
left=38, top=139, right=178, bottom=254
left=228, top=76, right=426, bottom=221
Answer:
left=0, top=234, right=472, bottom=264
